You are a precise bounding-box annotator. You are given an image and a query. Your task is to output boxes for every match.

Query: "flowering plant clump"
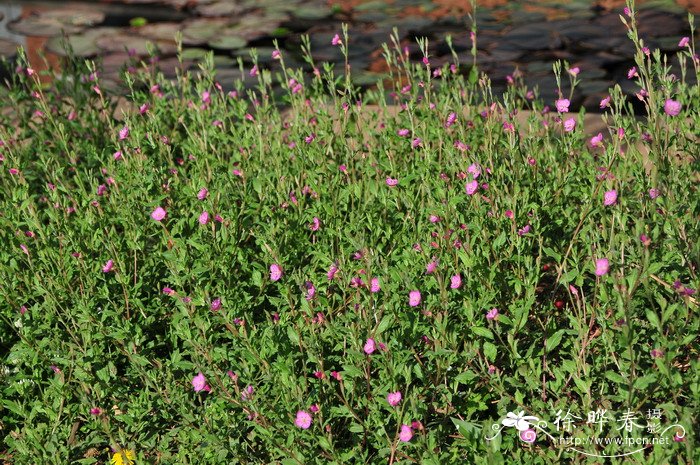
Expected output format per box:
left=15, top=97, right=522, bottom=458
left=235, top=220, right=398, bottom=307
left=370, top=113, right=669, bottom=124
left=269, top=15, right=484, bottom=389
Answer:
left=0, top=4, right=698, bottom=464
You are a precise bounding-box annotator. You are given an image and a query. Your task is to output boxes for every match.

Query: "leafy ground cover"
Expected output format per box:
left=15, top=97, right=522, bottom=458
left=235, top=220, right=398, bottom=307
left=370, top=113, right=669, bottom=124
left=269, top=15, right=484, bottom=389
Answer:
left=0, top=2, right=698, bottom=464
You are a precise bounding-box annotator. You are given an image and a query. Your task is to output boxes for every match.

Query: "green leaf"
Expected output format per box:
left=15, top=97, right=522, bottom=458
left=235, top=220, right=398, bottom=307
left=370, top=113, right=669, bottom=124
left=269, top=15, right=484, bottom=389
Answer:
left=645, top=309, right=661, bottom=331
left=252, top=270, right=262, bottom=287
left=560, top=268, right=578, bottom=284
left=605, top=371, right=626, bottom=385
left=472, top=326, right=494, bottom=339
left=286, top=326, right=299, bottom=346
left=348, top=422, right=364, bottom=433
left=545, top=329, right=567, bottom=352
left=451, top=417, right=482, bottom=441
left=543, top=247, right=561, bottom=262
left=633, top=374, right=657, bottom=390
left=483, top=341, right=497, bottom=361
left=455, top=370, right=478, bottom=384
left=468, top=66, right=478, bottom=84
left=376, top=314, right=393, bottom=334
left=573, top=377, right=590, bottom=394
left=342, top=365, right=364, bottom=379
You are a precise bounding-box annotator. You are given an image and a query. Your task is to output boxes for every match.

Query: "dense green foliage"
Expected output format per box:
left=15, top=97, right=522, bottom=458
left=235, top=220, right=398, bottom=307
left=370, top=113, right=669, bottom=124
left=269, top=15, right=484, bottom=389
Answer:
left=1, top=6, right=698, bottom=464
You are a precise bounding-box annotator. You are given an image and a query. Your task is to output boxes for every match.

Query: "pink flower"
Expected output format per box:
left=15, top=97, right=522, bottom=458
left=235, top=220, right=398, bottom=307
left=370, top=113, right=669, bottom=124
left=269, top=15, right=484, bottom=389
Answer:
left=411, top=138, right=422, bottom=148
left=305, top=281, right=316, bottom=300
left=387, top=391, right=402, bottom=406
left=520, top=428, right=537, bottom=443
left=650, top=348, right=664, bottom=358
left=241, top=385, right=254, bottom=400
left=664, top=99, right=681, bottom=116
left=397, top=128, right=410, bottom=137
left=486, top=308, right=499, bottom=320
left=555, top=98, right=570, bottom=113
left=331, top=34, right=342, bottom=46
left=197, top=188, right=208, bottom=200
left=599, top=96, right=611, bottom=109
left=113, top=151, right=123, bottom=161
left=295, top=410, right=312, bottom=429
left=210, top=298, right=221, bottom=311
left=118, top=126, right=129, bottom=140
left=563, top=118, right=576, bottom=132
left=364, top=338, right=376, bottom=354
left=102, top=259, right=114, bottom=273
left=569, top=285, right=579, bottom=297
left=648, top=188, right=660, bottom=199
left=678, top=37, right=690, bottom=48
left=399, top=424, right=413, bottom=442
left=595, top=258, right=609, bottom=276
left=627, top=67, right=638, bottom=79
left=370, top=277, right=380, bottom=293
left=445, top=112, right=457, bottom=128
left=567, top=67, right=580, bottom=77
left=327, top=263, right=339, bottom=280
left=90, top=407, right=102, bottom=415
left=163, top=287, right=175, bottom=295
left=450, top=274, right=462, bottom=289
left=310, top=217, right=320, bottom=231
left=151, top=207, right=166, bottom=221
left=640, top=234, right=651, bottom=247
left=409, top=290, right=421, bottom=307
left=603, top=190, right=617, bottom=206
left=465, top=180, right=479, bottom=196
left=590, top=132, right=603, bottom=148
left=386, top=177, right=398, bottom=187
left=198, top=211, right=209, bottom=225
left=426, top=260, right=437, bottom=274
left=467, top=163, right=481, bottom=179
left=270, top=264, right=282, bottom=282
left=192, top=372, right=209, bottom=392
left=272, top=50, right=281, bottom=59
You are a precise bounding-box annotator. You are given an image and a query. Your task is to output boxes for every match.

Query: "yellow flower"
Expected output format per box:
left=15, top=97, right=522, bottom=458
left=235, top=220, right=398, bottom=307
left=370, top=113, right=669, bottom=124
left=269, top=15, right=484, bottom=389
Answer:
left=110, top=449, right=136, bottom=465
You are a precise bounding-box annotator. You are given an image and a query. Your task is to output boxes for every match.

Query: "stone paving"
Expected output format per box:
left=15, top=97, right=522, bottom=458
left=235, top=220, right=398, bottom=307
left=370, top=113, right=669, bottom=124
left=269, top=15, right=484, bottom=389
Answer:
left=0, top=0, right=698, bottom=111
